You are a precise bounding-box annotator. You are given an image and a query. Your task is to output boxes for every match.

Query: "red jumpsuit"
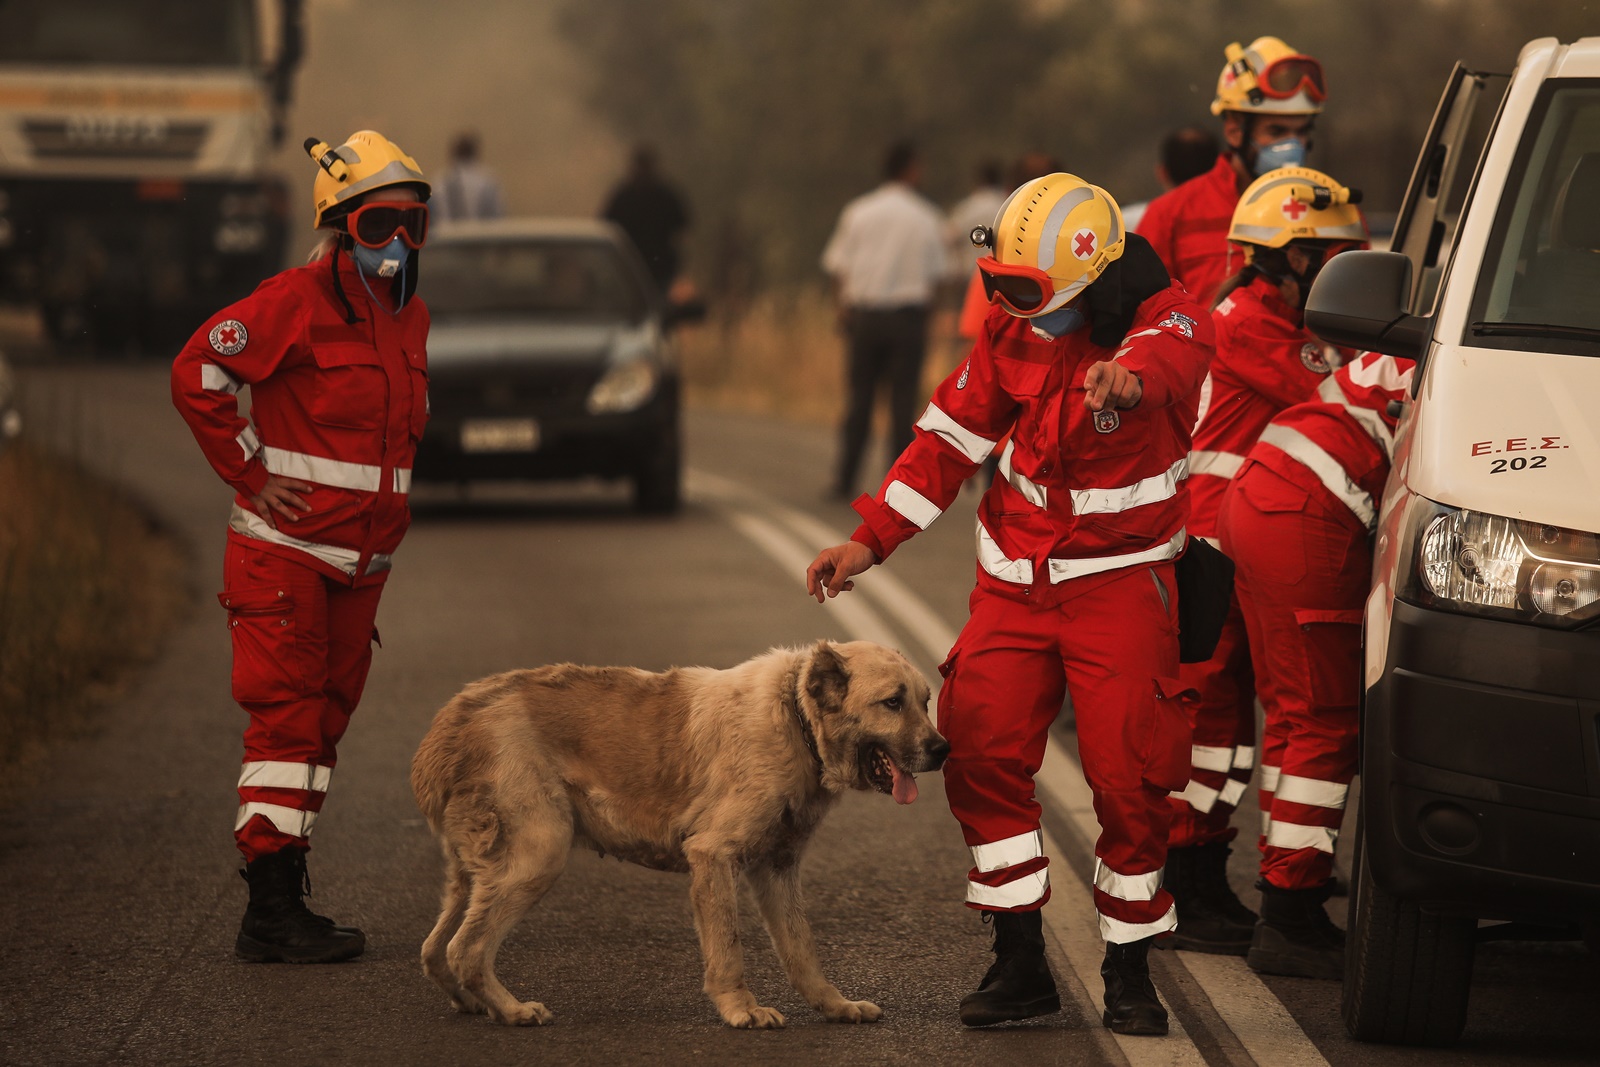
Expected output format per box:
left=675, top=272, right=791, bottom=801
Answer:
left=172, top=254, right=430, bottom=862
left=1169, top=278, right=1346, bottom=849
left=1216, top=353, right=1413, bottom=890
left=851, top=292, right=1213, bottom=943
left=1135, top=154, right=1246, bottom=309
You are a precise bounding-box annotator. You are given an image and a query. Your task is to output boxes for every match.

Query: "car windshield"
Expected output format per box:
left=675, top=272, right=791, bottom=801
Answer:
left=423, top=238, right=648, bottom=323
left=1470, top=80, right=1600, bottom=351
left=0, top=0, right=255, bottom=67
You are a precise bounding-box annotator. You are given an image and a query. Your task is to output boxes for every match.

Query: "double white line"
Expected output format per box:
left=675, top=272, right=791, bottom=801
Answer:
left=690, top=467, right=1329, bottom=1067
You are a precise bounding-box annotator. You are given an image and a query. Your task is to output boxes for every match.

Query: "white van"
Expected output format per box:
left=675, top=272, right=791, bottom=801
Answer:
left=1306, top=36, right=1600, bottom=1047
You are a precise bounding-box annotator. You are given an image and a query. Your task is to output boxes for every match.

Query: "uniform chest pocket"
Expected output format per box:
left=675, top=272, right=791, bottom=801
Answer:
left=994, top=355, right=1054, bottom=400
left=1063, top=362, right=1151, bottom=459
left=311, top=343, right=386, bottom=430
left=994, top=355, right=1061, bottom=462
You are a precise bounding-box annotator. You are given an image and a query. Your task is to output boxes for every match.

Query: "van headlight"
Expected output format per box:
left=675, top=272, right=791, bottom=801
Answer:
left=1398, top=496, right=1600, bottom=627
left=586, top=358, right=659, bottom=414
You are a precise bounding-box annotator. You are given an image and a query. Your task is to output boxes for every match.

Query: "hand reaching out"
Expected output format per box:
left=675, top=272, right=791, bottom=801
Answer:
left=805, top=541, right=878, bottom=603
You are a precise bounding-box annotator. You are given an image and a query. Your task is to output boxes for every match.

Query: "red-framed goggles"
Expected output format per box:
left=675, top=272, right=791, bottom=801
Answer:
left=347, top=201, right=429, bottom=249
left=1256, top=54, right=1326, bottom=102
left=975, top=255, right=1056, bottom=316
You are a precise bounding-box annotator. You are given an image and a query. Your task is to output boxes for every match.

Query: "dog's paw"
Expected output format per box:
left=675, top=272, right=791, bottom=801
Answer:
left=724, top=1005, right=786, bottom=1029
left=822, top=999, right=882, bottom=1024
left=493, top=1000, right=554, bottom=1027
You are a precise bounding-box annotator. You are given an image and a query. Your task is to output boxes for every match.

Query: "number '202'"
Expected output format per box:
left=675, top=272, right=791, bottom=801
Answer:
left=1489, top=456, right=1547, bottom=474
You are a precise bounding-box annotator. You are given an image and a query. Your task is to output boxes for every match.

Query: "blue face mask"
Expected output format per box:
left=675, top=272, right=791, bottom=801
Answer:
left=351, top=236, right=409, bottom=315
left=1029, top=301, right=1087, bottom=340
left=1253, top=137, right=1308, bottom=175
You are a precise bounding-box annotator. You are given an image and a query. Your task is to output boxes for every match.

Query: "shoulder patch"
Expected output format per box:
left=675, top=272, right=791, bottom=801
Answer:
left=957, top=360, right=971, bottom=389
left=1158, top=311, right=1197, bottom=338
left=1300, top=342, right=1333, bottom=374
left=209, top=320, right=248, bottom=356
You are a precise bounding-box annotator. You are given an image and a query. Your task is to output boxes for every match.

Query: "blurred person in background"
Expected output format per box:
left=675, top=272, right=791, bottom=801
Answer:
left=172, top=131, right=432, bottom=965
left=945, top=160, right=1008, bottom=279
left=956, top=151, right=1063, bottom=342
left=808, top=174, right=1213, bottom=1036
left=1138, top=37, right=1328, bottom=307
left=431, top=130, right=505, bottom=224
left=1219, top=350, right=1414, bottom=979
left=602, top=143, right=691, bottom=295
left=1163, top=168, right=1366, bottom=955
left=1121, top=127, right=1222, bottom=231
left=821, top=140, right=948, bottom=501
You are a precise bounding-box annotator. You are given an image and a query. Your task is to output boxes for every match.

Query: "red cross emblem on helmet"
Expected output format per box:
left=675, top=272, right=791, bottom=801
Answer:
left=1281, top=196, right=1308, bottom=221
left=1072, top=228, right=1097, bottom=261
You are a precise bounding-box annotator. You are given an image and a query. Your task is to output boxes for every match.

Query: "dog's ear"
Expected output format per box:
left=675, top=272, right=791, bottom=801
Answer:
left=804, top=640, right=850, bottom=713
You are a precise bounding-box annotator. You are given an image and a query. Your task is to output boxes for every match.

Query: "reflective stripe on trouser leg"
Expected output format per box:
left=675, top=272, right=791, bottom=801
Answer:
left=1168, top=599, right=1254, bottom=849
left=967, top=830, right=1050, bottom=908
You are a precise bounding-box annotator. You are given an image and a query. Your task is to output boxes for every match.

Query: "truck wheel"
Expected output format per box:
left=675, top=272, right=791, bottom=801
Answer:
left=632, top=431, right=681, bottom=515
left=1343, top=820, right=1477, bottom=1045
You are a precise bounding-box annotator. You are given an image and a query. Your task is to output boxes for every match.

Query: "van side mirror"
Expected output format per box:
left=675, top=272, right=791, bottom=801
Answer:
left=1304, top=250, right=1431, bottom=361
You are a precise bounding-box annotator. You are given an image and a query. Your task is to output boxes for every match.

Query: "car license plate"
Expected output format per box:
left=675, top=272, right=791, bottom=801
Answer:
left=460, top=418, right=540, bottom=453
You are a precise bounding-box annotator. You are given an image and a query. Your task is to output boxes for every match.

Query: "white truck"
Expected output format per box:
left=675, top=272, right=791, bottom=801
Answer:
left=1307, top=36, right=1600, bottom=1047
left=0, top=0, right=303, bottom=349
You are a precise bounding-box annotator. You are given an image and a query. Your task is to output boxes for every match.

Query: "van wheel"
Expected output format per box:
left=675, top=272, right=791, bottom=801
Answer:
left=1343, top=819, right=1477, bottom=1045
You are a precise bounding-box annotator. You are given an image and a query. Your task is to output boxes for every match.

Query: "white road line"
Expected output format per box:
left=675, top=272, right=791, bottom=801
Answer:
left=693, top=466, right=1330, bottom=1067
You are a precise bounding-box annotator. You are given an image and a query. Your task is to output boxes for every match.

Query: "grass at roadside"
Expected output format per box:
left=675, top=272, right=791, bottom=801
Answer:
left=0, top=439, right=186, bottom=778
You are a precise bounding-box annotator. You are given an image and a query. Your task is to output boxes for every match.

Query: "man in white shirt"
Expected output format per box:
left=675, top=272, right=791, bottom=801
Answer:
left=432, top=132, right=506, bottom=225
left=945, top=160, right=1008, bottom=279
left=821, top=141, right=949, bottom=500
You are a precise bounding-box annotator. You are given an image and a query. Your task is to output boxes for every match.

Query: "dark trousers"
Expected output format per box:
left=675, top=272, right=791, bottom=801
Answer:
left=835, top=305, right=929, bottom=495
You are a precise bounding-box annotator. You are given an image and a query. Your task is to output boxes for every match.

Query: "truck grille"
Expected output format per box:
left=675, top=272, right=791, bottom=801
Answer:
left=23, top=119, right=209, bottom=161
left=429, top=365, right=603, bottom=414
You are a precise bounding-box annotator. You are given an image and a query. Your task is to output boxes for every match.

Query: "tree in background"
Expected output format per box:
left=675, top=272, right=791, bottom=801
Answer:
left=560, top=0, right=1586, bottom=297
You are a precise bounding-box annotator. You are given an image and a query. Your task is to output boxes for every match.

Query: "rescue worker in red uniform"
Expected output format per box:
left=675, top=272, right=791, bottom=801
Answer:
left=1162, top=168, right=1367, bottom=953
left=1137, top=37, right=1329, bottom=308
left=807, top=175, right=1214, bottom=1036
left=1218, top=351, right=1414, bottom=977
left=172, top=131, right=432, bottom=963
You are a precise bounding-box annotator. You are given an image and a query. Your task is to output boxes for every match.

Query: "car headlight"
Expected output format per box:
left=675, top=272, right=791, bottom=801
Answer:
left=586, top=358, right=659, bottom=414
left=1397, top=495, right=1600, bottom=628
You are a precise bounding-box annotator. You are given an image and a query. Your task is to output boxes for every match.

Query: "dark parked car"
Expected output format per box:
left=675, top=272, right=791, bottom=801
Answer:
left=414, top=218, right=697, bottom=512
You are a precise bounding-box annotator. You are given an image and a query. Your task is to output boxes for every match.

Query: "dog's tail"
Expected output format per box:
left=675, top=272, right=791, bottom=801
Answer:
left=411, top=673, right=528, bottom=829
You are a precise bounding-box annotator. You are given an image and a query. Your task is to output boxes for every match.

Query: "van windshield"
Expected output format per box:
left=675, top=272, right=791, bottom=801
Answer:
left=0, top=0, right=255, bottom=68
left=1470, top=81, right=1600, bottom=352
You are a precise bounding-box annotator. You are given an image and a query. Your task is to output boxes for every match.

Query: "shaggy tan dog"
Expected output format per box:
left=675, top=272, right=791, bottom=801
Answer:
left=411, top=639, right=948, bottom=1029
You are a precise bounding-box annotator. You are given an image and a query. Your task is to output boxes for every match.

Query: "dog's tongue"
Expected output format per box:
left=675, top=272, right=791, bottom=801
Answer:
left=890, top=763, right=918, bottom=805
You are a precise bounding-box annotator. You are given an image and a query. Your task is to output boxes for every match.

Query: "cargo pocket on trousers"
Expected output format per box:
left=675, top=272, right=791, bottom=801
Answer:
left=935, top=647, right=961, bottom=738
left=1293, top=608, right=1363, bottom=713
left=1143, top=676, right=1197, bottom=793
left=219, top=585, right=304, bottom=703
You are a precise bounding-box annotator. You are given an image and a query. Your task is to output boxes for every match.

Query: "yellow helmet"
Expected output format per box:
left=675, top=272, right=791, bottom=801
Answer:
left=304, top=131, right=430, bottom=229
left=1228, top=167, right=1366, bottom=252
left=1210, top=37, right=1326, bottom=117
left=984, top=173, right=1125, bottom=315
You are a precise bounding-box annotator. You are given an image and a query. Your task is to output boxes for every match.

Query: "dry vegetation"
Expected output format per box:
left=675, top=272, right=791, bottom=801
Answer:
left=0, top=440, right=186, bottom=776
left=676, top=288, right=968, bottom=423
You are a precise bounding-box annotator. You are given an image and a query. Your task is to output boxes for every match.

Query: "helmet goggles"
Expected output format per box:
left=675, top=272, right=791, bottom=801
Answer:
left=1256, top=54, right=1326, bottom=103
left=976, top=255, right=1055, bottom=316
left=347, top=201, right=429, bottom=249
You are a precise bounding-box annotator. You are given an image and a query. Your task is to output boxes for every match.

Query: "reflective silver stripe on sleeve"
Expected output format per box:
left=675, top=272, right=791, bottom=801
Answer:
left=237, top=425, right=261, bottom=461
left=235, top=801, right=318, bottom=838
left=1259, top=423, right=1376, bottom=529
left=1113, top=327, right=1165, bottom=361
left=1094, top=859, right=1163, bottom=902
left=1189, top=450, right=1245, bottom=479
left=1266, top=820, right=1338, bottom=854
left=201, top=362, right=242, bottom=394
left=229, top=503, right=393, bottom=578
left=916, top=402, right=996, bottom=463
left=970, top=830, right=1043, bottom=874
left=1232, top=745, right=1256, bottom=770
left=1315, top=375, right=1396, bottom=460
left=1175, top=779, right=1220, bottom=814
left=1219, top=779, right=1248, bottom=807
left=1100, top=903, right=1177, bottom=945
left=997, top=440, right=1047, bottom=507
left=1194, top=372, right=1215, bottom=428
left=966, top=868, right=1049, bottom=909
left=237, top=761, right=333, bottom=793
left=1191, top=745, right=1234, bottom=773
left=1275, top=774, right=1349, bottom=810
left=975, top=517, right=1034, bottom=585
left=1070, top=456, right=1187, bottom=515
left=884, top=479, right=942, bottom=530
left=1046, top=526, right=1185, bottom=584
left=262, top=446, right=412, bottom=496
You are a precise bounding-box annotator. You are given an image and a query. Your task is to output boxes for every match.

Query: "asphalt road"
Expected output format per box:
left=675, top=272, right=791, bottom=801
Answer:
left=0, top=362, right=1595, bottom=1066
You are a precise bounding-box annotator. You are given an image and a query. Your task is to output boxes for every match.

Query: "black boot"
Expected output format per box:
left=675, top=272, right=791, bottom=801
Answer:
left=1160, top=843, right=1257, bottom=955
left=1101, top=936, right=1168, bottom=1036
left=959, top=910, right=1062, bottom=1027
left=1247, top=881, right=1344, bottom=980
left=236, top=848, right=365, bottom=964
